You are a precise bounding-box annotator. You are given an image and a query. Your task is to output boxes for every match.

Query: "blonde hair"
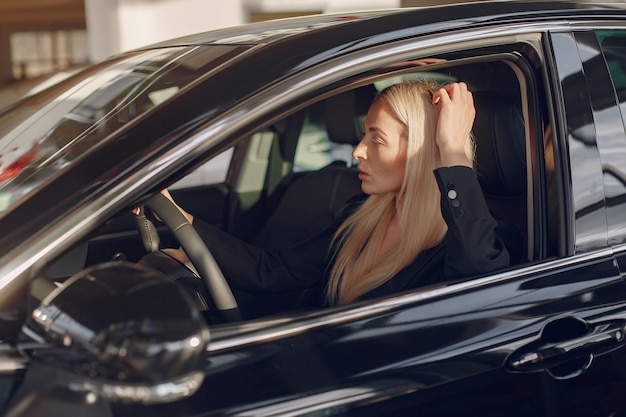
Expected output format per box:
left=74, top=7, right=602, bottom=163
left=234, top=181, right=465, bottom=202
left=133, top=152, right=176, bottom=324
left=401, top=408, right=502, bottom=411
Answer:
left=326, top=81, right=474, bottom=305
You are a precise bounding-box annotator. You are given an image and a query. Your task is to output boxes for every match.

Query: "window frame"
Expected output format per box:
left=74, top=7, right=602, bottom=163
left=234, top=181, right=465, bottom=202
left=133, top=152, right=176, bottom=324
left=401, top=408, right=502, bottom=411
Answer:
left=191, top=33, right=552, bottom=335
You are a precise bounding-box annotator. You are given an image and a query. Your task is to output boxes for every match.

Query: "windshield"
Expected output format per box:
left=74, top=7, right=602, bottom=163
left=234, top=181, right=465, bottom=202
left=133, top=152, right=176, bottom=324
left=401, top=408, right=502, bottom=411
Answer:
left=0, top=44, right=248, bottom=216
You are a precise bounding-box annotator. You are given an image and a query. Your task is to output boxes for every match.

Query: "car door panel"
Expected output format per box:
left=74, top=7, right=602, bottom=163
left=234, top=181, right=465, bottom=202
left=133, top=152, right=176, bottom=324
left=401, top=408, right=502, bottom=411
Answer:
left=110, top=28, right=626, bottom=417
left=108, top=250, right=626, bottom=417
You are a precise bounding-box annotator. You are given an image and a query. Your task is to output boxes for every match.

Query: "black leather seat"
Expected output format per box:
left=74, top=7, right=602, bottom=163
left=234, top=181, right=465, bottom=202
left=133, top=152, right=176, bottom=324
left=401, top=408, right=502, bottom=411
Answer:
left=240, top=88, right=372, bottom=316
left=251, top=87, right=374, bottom=248
left=472, top=91, right=527, bottom=260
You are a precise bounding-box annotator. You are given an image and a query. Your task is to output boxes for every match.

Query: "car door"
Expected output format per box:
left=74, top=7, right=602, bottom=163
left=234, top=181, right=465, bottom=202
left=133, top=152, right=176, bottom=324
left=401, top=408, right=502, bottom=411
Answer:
left=109, top=27, right=626, bottom=417
left=120, top=254, right=626, bottom=416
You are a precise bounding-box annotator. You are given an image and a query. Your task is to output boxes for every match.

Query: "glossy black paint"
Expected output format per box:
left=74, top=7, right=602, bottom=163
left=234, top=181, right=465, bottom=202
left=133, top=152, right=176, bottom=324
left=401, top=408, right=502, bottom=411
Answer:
left=3, top=1, right=626, bottom=416
left=7, top=263, right=210, bottom=416
left=114, top=253, right=626, bottom=416
left=551, top=31, right=607, bottom=252
left=24, top=263, right=209, bottom=382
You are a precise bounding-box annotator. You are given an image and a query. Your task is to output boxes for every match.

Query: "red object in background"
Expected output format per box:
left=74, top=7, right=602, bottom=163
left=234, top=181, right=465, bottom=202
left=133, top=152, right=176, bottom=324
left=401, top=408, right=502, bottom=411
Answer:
left=0, top=148, right=37, bottom=183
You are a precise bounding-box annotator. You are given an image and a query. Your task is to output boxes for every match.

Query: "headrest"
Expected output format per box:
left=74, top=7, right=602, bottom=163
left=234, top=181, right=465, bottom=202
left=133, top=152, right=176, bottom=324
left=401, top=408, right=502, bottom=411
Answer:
left=324, top=85, right=377, bottom=145
left=472, top=92, right=526, bottom=197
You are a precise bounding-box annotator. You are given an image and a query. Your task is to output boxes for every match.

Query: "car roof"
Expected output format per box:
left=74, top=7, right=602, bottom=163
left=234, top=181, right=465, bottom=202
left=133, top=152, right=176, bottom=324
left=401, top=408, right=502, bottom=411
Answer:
left=129, top=1, right=626, bottom=101
left=138, top=0, right=626, bottom=111
left=144, top=0, right=626, bottom=50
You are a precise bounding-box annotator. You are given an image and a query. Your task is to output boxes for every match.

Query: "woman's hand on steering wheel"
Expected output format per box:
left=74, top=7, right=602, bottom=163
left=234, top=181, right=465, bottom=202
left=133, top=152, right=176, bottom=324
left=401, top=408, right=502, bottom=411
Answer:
left=133, top=189, right=194, bottom=224
left=134, top=190, right=242, bottom=323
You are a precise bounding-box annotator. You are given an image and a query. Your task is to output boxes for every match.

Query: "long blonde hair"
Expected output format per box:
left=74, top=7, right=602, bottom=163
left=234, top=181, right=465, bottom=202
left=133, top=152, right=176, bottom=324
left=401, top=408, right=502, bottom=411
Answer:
left=326, top=81, right=474, bottom=305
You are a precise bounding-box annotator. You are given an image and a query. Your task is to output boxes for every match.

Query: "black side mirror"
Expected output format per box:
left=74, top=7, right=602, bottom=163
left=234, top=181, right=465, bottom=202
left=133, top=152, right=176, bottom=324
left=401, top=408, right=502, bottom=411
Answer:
left=7, top=262, right=210, bottom=416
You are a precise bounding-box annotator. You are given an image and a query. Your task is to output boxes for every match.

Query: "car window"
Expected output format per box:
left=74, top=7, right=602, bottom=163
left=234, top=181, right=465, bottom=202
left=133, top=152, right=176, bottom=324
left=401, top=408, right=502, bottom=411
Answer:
left=33, top=46, right=538, bottom=325
left=592, top=29, right=626, bottom=246
left=170, top=148, right=233, bottom=189
left=0, top=44, right=249, bottom=215
left=597, top=30, right=626, bottom=113
left=293, top=107, right=355, bottom=172
left=226, top=55, right=534, bottom=317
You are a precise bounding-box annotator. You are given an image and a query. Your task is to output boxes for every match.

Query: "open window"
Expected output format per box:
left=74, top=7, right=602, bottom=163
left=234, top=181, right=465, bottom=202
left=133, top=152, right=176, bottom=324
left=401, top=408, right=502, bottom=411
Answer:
left=238, top=58, right=535, bottom=264
left=168, top=52, right=543, bottom=319
left=38, top=38, right=550, bottom=326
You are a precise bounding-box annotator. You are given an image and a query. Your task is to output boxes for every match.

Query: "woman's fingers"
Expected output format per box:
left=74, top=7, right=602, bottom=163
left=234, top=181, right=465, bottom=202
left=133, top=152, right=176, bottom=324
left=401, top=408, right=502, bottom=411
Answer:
left=435, top=82, right=475, bottom=168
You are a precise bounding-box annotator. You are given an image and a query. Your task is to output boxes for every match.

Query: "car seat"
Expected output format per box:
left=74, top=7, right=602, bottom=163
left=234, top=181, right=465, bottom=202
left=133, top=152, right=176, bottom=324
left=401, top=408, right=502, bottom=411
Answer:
left=251, top=86, right=375, bottom=248
left=239, top=88, right=373, bottom=316
left=472, top=91, right=528, bottom=261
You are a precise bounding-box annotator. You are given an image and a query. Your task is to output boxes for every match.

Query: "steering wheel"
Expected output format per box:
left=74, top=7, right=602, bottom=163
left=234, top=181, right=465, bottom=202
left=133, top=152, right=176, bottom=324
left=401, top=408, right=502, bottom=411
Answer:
left=138, top=192, right=242, bottom=322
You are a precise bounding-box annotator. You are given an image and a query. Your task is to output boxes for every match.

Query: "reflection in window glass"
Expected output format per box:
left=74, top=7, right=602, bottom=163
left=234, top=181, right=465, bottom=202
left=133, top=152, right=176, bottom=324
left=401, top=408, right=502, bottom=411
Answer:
left=597, top=30, right=626, bottom=127
left=294, top=102, right=354, bottom=173
left=0, top=44, right=249, bottom=214
left=171, top=148, right=234, bottom=189
left=595, top=30, right=626, bottom=245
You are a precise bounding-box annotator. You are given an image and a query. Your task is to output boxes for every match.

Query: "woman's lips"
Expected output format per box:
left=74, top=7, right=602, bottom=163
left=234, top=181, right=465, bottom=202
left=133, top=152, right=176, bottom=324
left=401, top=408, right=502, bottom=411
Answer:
left=358, top=170, right=368, bottom=181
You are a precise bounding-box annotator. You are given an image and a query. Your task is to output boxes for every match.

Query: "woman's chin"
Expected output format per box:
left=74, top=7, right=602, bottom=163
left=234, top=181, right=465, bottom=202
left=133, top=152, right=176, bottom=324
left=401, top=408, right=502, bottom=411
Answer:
left=360, top=185, right=377, bottom=196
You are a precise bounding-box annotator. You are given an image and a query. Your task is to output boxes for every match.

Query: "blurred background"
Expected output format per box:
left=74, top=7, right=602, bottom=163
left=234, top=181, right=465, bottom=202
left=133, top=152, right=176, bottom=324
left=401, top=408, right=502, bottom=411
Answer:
left=0, top=0, right=470, bottom=108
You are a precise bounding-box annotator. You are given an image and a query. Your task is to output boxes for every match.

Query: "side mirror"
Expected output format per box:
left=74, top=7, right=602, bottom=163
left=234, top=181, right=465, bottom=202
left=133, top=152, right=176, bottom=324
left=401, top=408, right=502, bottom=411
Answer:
left=9, top=262, right=209, bottom=415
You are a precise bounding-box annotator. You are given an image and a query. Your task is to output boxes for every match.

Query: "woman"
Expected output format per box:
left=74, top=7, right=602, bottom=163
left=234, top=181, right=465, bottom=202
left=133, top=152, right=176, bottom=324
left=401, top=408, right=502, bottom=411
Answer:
left=161, top=81, right=517, bottom=307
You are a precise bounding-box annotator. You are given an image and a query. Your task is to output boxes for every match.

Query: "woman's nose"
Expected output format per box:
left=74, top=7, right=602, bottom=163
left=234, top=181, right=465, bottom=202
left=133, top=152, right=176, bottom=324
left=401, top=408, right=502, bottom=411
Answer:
left=352, top=140, right=366, bottom=160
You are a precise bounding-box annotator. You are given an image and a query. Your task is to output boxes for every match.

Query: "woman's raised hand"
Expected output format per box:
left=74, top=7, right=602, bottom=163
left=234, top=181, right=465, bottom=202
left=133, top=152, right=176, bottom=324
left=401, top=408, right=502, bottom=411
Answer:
left=432, top=82, right=475, bottom=168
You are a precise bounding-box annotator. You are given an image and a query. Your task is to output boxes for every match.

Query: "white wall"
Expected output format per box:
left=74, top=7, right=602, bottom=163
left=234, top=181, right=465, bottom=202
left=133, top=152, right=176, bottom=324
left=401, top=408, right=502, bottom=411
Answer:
left=324, top=0, right=401, bottom=13
left=85, top=0, right=244, bottom=62
left=84, top=0, right=122, bottom=62
left=117, top=0, right=244, bottom=52
left=85, top=0, right=401, bottom=63
left=243, top=0, right=400, bottom=13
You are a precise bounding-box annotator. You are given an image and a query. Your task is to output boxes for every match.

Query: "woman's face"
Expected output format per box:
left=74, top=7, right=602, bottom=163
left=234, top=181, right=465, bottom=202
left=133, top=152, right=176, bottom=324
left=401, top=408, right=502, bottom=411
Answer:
left=353, top=99, right=407, bottom=196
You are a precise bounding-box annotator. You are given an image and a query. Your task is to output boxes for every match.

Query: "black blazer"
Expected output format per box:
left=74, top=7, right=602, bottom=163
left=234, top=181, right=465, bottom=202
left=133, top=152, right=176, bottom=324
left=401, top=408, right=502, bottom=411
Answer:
left=193, top=166, right=521, bottom=304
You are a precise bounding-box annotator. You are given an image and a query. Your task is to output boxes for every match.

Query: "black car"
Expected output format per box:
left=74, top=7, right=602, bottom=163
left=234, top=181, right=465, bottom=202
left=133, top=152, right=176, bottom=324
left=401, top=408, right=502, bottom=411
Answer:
left=2, top=1, right=626, bottom=415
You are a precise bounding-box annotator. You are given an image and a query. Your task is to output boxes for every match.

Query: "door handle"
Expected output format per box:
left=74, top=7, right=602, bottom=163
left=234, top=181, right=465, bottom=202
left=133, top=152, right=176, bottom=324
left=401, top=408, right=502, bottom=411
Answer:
left=507, top=318, right=626, bottom=379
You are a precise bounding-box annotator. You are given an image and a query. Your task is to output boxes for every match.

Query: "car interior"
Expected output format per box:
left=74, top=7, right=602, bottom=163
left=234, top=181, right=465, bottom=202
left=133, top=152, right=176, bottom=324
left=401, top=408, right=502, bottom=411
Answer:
left=40, top=56, right=536, bottom=322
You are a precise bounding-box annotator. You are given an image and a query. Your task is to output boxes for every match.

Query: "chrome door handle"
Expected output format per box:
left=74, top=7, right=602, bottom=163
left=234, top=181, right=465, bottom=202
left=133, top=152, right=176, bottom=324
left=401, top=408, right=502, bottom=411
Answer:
left=507, top=319, right=626, bottom=379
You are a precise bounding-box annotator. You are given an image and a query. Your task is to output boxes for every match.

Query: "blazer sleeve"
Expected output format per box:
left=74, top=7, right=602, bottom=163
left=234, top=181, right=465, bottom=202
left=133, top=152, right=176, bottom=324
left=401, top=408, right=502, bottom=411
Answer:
left=192, top=219, right=332, bottom=294
left=434, top=166, right=521, bottom=278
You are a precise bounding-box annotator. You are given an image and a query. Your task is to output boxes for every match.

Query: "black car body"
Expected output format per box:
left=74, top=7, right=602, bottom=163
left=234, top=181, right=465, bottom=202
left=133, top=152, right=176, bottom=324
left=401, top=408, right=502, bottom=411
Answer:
left=2, top=1, right=626, bottom=415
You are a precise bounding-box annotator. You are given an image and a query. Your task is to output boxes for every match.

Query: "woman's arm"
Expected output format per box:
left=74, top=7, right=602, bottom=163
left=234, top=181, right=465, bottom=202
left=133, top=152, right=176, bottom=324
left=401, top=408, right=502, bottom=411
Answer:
left=432, top=82, right=474, bottom=168
left=433, top=83, right=520, bottom=277
left=146, top=189, right=332, bottom=294
left=192, top=219, right=331, bottom=294
left=435, top=166, right=520, bottom=278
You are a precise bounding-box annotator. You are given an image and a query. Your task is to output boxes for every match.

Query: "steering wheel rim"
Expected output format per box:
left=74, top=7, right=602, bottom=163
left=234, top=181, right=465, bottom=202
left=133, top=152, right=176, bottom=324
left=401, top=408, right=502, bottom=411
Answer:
left=144, top=192, right=242, bottom=322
